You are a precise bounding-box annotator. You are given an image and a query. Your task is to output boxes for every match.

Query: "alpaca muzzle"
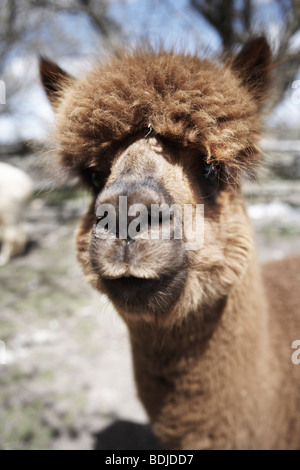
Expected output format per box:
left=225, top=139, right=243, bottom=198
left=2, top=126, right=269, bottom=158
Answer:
left=89, top=179, right=187, bottom=313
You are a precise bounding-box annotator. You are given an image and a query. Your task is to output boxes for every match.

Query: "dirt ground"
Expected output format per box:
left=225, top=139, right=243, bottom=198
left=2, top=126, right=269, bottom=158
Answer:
left=0, top=156, right=300, bottom=450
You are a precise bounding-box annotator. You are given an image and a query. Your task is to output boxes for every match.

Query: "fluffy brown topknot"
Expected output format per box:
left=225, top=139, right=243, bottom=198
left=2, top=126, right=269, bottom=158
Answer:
left=41, top=38, right=272, bottom=179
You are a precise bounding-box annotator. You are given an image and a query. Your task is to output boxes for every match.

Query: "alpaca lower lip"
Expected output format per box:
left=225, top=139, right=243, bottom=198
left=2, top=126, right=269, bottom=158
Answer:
left=103, top=276, right=160, bottom=290
left=101, top=269, right=187, bottom=315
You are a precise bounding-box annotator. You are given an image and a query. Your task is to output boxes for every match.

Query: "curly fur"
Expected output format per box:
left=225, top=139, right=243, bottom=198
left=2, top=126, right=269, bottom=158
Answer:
left=49, top=41, right=272, bottom=179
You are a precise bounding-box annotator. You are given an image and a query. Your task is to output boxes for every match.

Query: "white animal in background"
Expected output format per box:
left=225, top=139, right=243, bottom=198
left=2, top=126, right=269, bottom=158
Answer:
left=0, top=162, right=33, bottom=266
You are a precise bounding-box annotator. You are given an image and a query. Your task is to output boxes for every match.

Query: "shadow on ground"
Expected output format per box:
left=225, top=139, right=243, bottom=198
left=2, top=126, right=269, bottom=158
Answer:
left=93, top=420, right=163, bottom=450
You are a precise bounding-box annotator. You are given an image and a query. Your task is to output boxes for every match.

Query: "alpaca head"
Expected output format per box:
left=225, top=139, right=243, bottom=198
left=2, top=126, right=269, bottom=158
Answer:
left=40, top=38, right=272, bottom=325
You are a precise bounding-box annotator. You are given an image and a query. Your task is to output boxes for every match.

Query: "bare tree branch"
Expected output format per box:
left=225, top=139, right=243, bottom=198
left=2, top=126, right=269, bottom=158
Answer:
left=0, top=0, right=122, bottom=117
left=27, top=0, right=122, bottom=54
left=190, top=0, right=300, bottom=108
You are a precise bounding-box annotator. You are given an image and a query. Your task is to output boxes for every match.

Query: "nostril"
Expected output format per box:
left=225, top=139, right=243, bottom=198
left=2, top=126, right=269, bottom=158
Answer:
left=96, top=211, right=108, bottom=223
left=96, top=210, right=110, bottom=233
left=148, top=209, right=174, bottom=228
left=147, top=210, right=164, bottom=228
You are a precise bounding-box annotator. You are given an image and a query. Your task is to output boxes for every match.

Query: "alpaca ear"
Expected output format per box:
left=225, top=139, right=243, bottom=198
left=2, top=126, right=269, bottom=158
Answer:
left=231, top=37, right=272, bottom=102
left=40, top=57, right=72, bottom=108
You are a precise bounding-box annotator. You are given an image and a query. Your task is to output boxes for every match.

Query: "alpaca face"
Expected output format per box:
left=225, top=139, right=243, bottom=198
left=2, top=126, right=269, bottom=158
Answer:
left=88, top=137, right=187, bottom=316
left=40, top=38, right=271, bottom=323
left=75, top=135, right=254, bottom=323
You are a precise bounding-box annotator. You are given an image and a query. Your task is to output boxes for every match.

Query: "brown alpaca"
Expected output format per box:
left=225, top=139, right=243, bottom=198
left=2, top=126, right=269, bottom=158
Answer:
left=40, top=38, right=300, bottom=450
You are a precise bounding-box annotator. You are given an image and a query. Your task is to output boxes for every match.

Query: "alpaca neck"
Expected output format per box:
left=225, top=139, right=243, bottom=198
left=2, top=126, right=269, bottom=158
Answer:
left=128, top=255, right=274, bottom=449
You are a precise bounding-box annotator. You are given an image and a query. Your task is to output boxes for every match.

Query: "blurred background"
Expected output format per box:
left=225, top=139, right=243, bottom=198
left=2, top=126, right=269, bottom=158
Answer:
left=0, top=0, right=300, bottom=450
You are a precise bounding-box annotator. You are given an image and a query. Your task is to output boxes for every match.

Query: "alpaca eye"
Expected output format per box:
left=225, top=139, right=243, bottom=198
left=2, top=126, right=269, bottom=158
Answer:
left=91, top=171, right=104, bottom=192
left=81, top=167, right=106, bottom=192
left=203, top=164, right=220, bottom=183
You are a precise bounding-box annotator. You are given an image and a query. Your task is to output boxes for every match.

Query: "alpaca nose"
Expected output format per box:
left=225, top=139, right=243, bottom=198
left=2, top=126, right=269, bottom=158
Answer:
left=91, top=179, right=184, bottom=282
left=95, top=180, right=172, bottom=241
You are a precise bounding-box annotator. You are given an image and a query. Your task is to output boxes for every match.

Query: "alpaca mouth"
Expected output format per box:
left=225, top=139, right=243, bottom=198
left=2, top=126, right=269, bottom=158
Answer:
left=101, top=270, right=187, bottom=314
left=102, top=275, right=161, bottom=291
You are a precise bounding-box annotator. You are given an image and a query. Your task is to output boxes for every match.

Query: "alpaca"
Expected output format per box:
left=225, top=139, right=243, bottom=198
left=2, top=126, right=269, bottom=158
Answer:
left=40, top=37, right=300, bottom=450
left=0, top=162, right=33, bottom=266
